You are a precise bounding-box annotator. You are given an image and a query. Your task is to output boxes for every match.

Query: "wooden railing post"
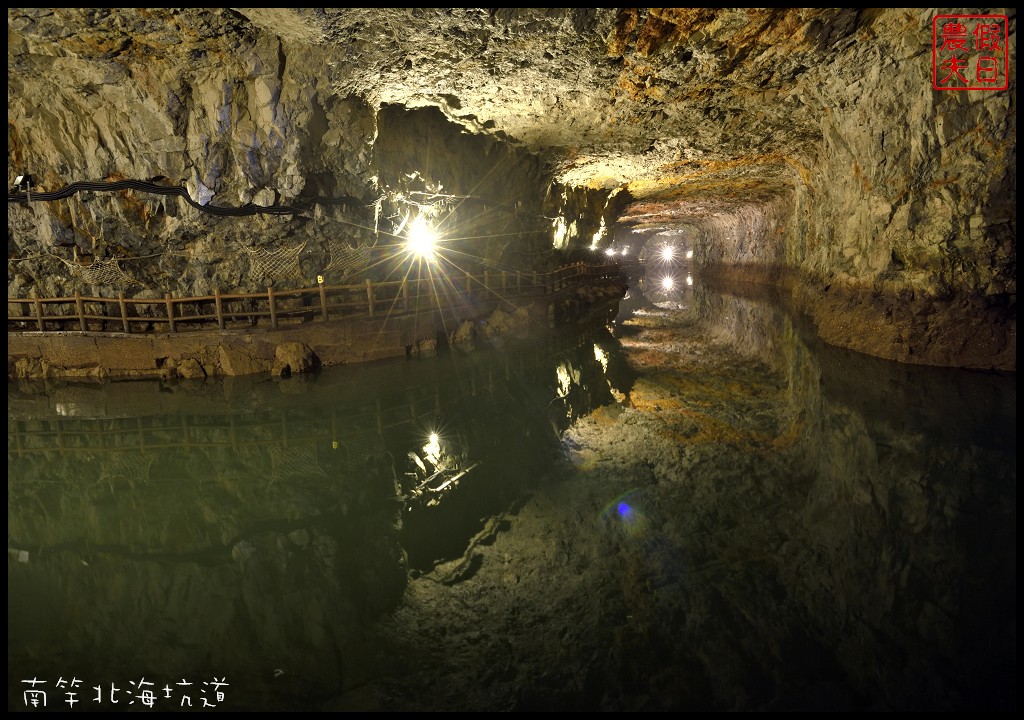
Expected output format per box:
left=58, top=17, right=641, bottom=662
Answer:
left=318, top=278, right=329, bottom=321
left=501, top=270, right=507, bottom=296
left=214, top=287, right=225, bottom=330
left=401, top=278, right=409, bottom=312
left=75, top=291, right=87, bottom=331
left=118, top=291, right=130, bottom=333
left=466, top=271, right=472, bottom=297
left=165, top=293, right=175, bottom=333
left=533, top=270, right=538, bottom=294
left=268, top=286, right=278, bottom=328
left=365, top=278, right=374, bottom=318
left=32, top=290, right=44, bottom=331
left=516, top=270, right=522, bottom=295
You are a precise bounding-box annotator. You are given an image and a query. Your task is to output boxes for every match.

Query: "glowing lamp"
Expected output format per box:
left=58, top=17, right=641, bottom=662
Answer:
left=406, top=216, right=437, bottom=260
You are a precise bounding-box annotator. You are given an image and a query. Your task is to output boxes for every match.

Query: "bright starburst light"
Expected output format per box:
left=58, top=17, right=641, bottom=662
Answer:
left=406, top=215, right=438, bottom=261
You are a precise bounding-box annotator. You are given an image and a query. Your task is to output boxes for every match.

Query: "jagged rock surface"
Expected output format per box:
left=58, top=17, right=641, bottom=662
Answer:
left=7, top=8, right=1016, bottom=369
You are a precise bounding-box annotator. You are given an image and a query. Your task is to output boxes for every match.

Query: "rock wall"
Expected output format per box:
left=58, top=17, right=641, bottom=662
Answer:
left=7, top=8, right=1016, bottom=370
left=637, top=10, right=1016, bottom=370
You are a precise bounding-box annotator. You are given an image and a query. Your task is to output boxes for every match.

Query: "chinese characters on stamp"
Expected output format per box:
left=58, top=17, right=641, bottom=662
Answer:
left=932, top=14, right=1009, bottom=91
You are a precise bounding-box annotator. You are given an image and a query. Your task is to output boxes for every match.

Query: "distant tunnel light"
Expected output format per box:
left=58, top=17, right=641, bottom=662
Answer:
left=686, top=249, right=693, bottom=259
left=661, top=246, right=674, bottom=261
left=406, top=215, right=437, bottom=260
left=686, top=274, right=693, bottom=286
left=605, top=248, right=616, bottom=256
left=661, top=276, right=674, bottom=290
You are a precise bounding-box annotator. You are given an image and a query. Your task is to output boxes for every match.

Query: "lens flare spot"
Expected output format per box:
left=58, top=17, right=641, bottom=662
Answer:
left=600, top=490, right=649, bottom=539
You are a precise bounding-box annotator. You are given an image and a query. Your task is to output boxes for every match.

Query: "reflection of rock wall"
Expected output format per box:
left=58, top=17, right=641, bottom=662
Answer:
left=8, top=415, right=407, bottom=708
left=10, top=525, right=403, bottom=709
left=8, top=322, right=629, bottom=708
left=683, top=288, right=1015, bottom=709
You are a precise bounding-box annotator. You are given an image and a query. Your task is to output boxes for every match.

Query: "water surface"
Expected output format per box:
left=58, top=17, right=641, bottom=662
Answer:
left=8, top=280, right=1015, bottom=711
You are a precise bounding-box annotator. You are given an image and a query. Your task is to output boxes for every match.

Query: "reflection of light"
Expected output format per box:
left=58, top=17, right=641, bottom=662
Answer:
left=686, top=274, right=693, bottom=286
left=620, top=246, right=629, bottom=256
left=592, top=217, right=607, bottom=247
left=594, top=344, right=608, bottom=373
left=423, top=432, right=442, bottom=466
left=605, top=248, right=616, bottom=256
left=661, top=276, right=674, bottom=290
left=556, top=362, right=572, bottom=398
left=406, top=216, right=437, bottom=260
left=686, top=249, right=693, bottom=259
left=552, top=216, right=571, bottom=250
left=55, top=402, right=80, bottom=417
left=661, top=246, right=674, bottom=261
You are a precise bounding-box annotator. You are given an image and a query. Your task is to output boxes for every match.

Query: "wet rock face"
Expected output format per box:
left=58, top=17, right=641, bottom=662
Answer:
left=7, top=8, right=1015, bottom=369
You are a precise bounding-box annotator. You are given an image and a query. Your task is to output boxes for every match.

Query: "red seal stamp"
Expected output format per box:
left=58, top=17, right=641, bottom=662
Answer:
left=932, top=14, right=1009, bottom=90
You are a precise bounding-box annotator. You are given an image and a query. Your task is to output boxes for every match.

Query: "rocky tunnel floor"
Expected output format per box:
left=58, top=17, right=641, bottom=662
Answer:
left=327, top=304, right=899, bottom=712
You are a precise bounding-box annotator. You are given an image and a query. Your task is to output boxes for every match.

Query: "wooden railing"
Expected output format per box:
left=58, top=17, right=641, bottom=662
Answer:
left=7, top=262, right=621, bottom=335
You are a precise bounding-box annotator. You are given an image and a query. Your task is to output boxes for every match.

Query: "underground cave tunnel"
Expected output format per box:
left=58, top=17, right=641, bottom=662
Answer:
left=7, top=8, right=1016, bottom=713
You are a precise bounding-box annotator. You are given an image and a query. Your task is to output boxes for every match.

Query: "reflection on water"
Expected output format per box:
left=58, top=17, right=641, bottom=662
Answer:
left=610, top=270, right=1015, bottom=712
left=8, top=328, right=622, bottom=711
left=8, top=273, right=1016, bottom=711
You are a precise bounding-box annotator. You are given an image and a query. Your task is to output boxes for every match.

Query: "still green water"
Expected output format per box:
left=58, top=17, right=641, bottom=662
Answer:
left=7, top=282, right=1015, bottom=712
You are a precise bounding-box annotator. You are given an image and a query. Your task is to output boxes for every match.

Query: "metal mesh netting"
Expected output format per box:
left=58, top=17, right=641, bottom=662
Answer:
left=57, top=257, right=141, bottom=287
left=99, top=452, right=154, bottom=484
left=335, top=430, right=389, bottom=466
left=270, top=442, right=327, bottom=483
left=325, top=240, right=373, bottom=278
left=243, top=242, right=307, bottom=283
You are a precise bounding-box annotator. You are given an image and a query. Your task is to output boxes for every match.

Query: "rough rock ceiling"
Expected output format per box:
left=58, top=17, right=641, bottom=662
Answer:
left=6, top=8, right=1017, bottom=371
left=9, top=7, right=868, bottom=217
